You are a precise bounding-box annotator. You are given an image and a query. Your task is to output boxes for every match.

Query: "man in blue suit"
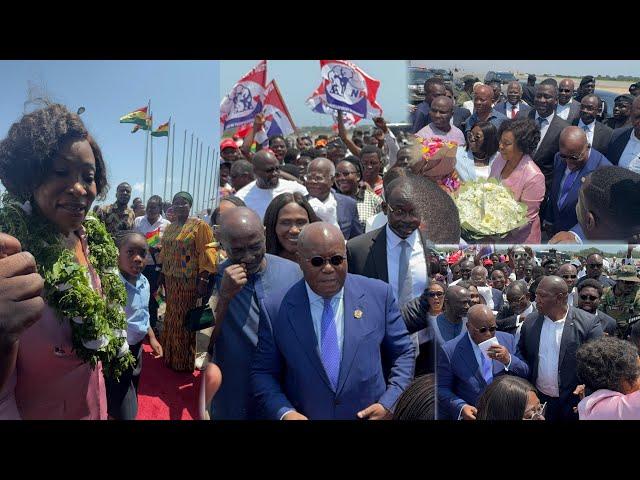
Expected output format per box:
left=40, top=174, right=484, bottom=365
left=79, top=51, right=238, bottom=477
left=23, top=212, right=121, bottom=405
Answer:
left=493, top=81, right=531, bottom=120
left=251, top=222, right=415, bottom=420
left=544, top=126, right=612, bottom=236
left=305, top=158, right=363, bottom=240
left=437, top=304, right=529, bottom=420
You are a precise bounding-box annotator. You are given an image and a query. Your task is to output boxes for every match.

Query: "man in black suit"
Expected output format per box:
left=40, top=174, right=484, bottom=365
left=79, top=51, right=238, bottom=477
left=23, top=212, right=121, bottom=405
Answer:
left=576, top=76, right=608, bottom=122
left=494, top=81, right=531, bottom=120
left=606, top=95, right=640, bottom=167
left=497, top=281, right=535, bottom=343
left=527, top=82, right=571, bottom=197
left=571, top=94, right=613, bottom=157
left=556, top=79, right=581, bottom=123
left=521, top=74, right=536, bottom=106
left=576, top=279, right=617, bottom=336
left=347, top=176, right=433, bottom=373
left=516, top=275, right=603, bottom=421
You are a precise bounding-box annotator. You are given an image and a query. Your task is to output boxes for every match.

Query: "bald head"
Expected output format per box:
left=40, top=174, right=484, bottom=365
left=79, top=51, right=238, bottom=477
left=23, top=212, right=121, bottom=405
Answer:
left=475, top=84, right=493, bottom=98
left=467, top=304, right=497, bottom=344
left=218, top=207, right=263, bottom=241
left=507, top=81, right=522, bottom=92
left=252, top=150, right=280, bottom=188
left=470, top=266, right=488, bottom=287
left=540, top=275, right=569, bottom=295
left=431, top=95, right=454, bottom=112
left=298, top=222, right=345, bottom=254
left=253, top=149, right=277, bottom=167
left=468, top=304, right=495, bottom=327
left=560, top=126, right=588, bottom=148
left=559, top=79, right=575, bottom=90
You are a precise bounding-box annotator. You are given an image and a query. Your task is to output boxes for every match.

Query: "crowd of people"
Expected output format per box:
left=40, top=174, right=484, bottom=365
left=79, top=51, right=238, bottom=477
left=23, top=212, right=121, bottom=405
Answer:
left=1, top=70, right=640, bottom=421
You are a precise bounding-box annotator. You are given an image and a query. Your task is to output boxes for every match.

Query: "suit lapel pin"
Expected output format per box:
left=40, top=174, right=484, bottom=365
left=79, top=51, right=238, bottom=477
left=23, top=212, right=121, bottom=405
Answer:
left=354, top=309, right=363, bottom=319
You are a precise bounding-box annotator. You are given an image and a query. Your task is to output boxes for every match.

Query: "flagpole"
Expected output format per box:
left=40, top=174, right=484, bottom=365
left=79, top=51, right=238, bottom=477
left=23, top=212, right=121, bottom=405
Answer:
left=193, top=138, right=200, bottom=197
left=204, top=146, right=211, bottom=212
left=149, top=110, right=154, bottom=198
left=180, top=130, right=188, bottom=192
left=143, top=99, right=150, bottom=204
left=197, top=142, right=203, bottom=212
left=163, top=117, right=171, bottom=201
left=211, top=149, right=221, bottom=210
left=170, top=122, right=176, bottom=200
left=186, top=133, right=194, bottom=193
left=206, top=146, right=215, bottom=211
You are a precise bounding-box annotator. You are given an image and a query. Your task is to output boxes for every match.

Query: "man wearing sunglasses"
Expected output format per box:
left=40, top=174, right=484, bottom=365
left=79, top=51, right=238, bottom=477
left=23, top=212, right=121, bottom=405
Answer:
left=576, top=279, right=617, bottom=336
left=438, top=304, right=529, bottom=420
left=252, top=222, right=414, bottom=420
left=544, top=127, right=612, bottom=237
left=576, top=253, right=615, bottom=290
left=557, top=263, right=580, bottom=306
left=516, top=275, right=603, bottom=420
left=598, top=265, right=640, bottom=338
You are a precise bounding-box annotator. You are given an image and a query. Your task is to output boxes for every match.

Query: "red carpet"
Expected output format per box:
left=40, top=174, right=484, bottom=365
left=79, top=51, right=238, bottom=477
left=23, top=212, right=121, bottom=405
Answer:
left=136, top=341, right=201, bottom=420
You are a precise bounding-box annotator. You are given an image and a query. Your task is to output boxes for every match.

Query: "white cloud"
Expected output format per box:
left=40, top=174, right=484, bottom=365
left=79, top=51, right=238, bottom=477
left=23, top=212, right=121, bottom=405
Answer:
left=132, top=182, right=144, bottom=194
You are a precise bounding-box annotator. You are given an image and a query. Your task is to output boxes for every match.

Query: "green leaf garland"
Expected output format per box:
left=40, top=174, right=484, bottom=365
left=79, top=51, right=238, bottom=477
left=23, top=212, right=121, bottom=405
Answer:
left=0, top=193, right=135, bottom=380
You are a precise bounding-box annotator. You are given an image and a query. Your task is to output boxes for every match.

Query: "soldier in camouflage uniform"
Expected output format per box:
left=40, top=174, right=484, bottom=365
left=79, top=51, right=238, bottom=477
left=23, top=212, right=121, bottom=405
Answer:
left=598, top=265, right=640, bottom=338
left=96, top=182, right=136, bottom=238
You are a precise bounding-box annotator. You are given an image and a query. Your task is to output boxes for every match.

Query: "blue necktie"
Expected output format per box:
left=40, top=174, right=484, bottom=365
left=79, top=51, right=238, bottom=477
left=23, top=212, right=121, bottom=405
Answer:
left=481, top=353, right=493, bottom=384
left=558, top=170, right=578, bottom=209
left=398, top=240, right=413, bottom=306
left=321, top=298, right=340, bottom=390
left=537, top=116, right=547, bottom=128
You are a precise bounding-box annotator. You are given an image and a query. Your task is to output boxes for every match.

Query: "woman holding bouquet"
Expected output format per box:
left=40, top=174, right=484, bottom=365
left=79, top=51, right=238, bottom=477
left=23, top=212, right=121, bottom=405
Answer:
left=0, top=102, right=133, bottom=419
left=456, top=121, right=500, bottom=182
left=490, top=119, right=545, bottom=243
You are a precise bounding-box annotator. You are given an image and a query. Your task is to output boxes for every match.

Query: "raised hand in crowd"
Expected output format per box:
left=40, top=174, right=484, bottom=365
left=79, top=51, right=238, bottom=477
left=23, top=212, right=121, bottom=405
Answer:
left=0, top=233, right=45, bottom=391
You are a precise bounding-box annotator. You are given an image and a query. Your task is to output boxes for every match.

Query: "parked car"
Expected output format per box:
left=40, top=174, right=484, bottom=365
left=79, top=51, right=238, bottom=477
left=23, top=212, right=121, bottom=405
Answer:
left=408, top=67, right=434, bottom=103
left=484, top=71, right=518, bottom=84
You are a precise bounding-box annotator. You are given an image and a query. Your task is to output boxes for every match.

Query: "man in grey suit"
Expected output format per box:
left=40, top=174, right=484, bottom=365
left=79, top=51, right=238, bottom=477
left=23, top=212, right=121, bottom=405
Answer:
left=515, top=276, right=603, bottom=421
left=494, top=81, right=531, bottom=120
left=571, top=94, right=613, bottom=157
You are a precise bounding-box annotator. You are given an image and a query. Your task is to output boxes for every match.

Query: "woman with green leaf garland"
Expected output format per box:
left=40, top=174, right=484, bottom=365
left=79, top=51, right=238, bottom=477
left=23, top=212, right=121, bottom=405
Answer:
left=0, top=103, right=134, bottom=419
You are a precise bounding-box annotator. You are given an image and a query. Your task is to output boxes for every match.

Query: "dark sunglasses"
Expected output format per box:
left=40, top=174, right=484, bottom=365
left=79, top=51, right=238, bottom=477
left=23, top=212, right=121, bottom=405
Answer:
left=306, top=255, right=346, bottom=268
left=580, top=294, right=599, bottom=301
left=587, top=263, right=603, bottom=268
left=427, top=291, right=444, bottom=298
left=562, top=274, right=577, bottom=279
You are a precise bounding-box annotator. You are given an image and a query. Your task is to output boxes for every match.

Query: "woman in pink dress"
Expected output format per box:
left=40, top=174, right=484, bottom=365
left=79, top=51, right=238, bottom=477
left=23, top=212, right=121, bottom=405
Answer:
left=489, top=118, right=545, bottom=244
left=0, top=103, right=111, bottom=419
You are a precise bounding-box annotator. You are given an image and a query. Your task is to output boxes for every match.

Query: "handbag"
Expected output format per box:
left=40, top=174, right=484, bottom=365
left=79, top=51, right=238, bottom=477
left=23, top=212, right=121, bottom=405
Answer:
left=184, top=296, right=214, bottom=332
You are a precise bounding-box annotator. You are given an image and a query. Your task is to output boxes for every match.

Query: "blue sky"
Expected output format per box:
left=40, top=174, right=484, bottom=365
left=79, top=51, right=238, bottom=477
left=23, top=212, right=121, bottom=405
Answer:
left=410, top=60, right=640, bottom=77
left=0, top=60, right=219, bottom=209
left=220, top=60, right=408, bottom=128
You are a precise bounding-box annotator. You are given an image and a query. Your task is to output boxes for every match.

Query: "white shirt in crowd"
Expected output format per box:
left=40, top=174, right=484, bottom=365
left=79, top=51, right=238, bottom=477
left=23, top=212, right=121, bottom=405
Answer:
left=618, top=129, right=640, bottom=174
left=476, top=285, right=494, bottom=309
left=235, top=179, right=308, bottom=220
left=514, top=303, right=535, bottom=345
left=134, top=214, right=171, bottom=266
left=535, top=111, right=555, bottom=147
left=308, top=193, right=339, bottom=228
left=555, top=99, right=573, bottom=120
left=577, top=119, right=595, bottom=147
left=463, top=100, right=474, bottom=114
left=505, top=102, right=521, bottom=119
left=385, top=225, right=427, bottom=303
left=365, top=211, right=388, bottom=233
left=536, top=308, right=568, bottom=398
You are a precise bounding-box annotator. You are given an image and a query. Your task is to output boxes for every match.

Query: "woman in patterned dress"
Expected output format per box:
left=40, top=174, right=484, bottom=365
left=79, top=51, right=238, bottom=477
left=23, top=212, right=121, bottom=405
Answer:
left=160, top=192, right=217, bottom=372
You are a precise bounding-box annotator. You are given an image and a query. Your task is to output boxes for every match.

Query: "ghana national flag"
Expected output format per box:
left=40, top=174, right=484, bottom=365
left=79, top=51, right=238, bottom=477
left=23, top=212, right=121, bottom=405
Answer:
left=145, top=228, right=161, bottom=247
left=151, top=121, right=169, bottom=137
left=119, top=106, right=149, bottom=126
left=131, top=114, right=152, bottom=133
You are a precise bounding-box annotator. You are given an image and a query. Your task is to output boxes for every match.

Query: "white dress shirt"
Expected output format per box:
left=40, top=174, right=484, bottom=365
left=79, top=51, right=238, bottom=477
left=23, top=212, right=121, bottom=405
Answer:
left=386, top=225, right=427, bottom=303
left=536, top=308, right=568, bottom=397
left=556, top=99, right=573, bottom=120
left=577, top=119, right=595, bottom=147
left=506, top=102, right=520, bottom=119
left=618, top=129, right=640, bottom=174
left=535, top=112, right=555, bottom=147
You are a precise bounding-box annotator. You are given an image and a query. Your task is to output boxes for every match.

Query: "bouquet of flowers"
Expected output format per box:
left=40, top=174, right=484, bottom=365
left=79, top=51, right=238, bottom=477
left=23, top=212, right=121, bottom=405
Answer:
left=455, top=178, right=528, bottom=240
left=411, top=136, right=460, bottom=193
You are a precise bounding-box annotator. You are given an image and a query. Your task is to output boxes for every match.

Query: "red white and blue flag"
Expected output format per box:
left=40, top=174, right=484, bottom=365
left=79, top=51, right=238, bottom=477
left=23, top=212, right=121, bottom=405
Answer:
left=306, top=81, right=362, bottom=129
left=262, top=80, right=296, bottom=138
left=220, top=60, right=267, bottom=132
left=319, top=60, right=383, bottom=119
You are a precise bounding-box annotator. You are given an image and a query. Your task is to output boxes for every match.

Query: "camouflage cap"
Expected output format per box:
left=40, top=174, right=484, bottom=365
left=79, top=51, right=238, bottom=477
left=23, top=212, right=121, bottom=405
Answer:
left=611, top=265, right=640, bottom=283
